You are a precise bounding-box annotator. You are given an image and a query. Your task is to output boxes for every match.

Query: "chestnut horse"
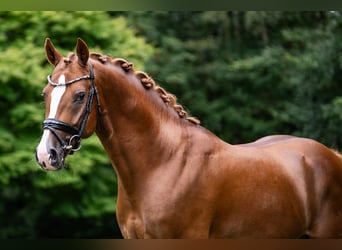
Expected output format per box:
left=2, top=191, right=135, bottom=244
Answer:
left=36, top=38, right=342, bottom=238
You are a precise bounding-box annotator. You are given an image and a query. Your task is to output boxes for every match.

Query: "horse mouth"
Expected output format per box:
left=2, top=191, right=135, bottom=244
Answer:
left=35, top=148, right=66, bottom=171
left=44, top=161, right=65, bottom=171
left=38, top=159, right=65, bottom=171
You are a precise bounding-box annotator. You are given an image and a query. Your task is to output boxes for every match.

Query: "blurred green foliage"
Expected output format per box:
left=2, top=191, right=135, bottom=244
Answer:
left=0, top=11, right=341, bottom=238
left=123, top=11, right=342, bottom=146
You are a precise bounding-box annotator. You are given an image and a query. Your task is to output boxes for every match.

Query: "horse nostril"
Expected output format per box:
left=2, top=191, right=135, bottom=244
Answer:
left=49, top=148, right=58, bottom=166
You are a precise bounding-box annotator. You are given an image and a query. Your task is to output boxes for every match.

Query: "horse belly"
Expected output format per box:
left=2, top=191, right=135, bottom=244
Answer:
left=209, top=196, right=308, bottom=238
left=208, top=163, right=309, bottom=237
left=209, top=208, right=307, bottom=238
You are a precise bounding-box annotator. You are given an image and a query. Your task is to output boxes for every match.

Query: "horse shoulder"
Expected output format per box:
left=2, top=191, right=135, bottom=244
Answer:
left=134, top=127, right=233, bottom=238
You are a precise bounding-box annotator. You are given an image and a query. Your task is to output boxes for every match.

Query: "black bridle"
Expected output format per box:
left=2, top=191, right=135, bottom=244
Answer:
left=43, top=62, right=101, bottom=153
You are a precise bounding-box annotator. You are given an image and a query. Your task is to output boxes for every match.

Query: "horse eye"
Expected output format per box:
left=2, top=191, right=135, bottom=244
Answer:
left=74, top=92, right=86, bottom=103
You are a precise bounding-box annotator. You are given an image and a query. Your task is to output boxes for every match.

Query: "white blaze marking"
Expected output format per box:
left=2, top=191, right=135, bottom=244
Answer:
left=36, top=130, right=51, bottom=168
left=48, top=74, right=66, bottom=118
left=36, top=74, right=66, bottom=169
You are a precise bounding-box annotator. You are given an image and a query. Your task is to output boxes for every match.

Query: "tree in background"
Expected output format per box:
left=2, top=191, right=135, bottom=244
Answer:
left=123, top=11, right=342, bottom=147
left=0, top=11, right=153, bottom=238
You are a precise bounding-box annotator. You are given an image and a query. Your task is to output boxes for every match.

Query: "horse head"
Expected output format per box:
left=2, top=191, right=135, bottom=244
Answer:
left=36, top=38, right=101, bottom=170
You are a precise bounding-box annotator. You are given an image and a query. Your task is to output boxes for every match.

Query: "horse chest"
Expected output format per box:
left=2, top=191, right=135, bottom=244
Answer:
left=119, top=206, right=196, bottom=238
left=118, top=191, right=214, bottom=238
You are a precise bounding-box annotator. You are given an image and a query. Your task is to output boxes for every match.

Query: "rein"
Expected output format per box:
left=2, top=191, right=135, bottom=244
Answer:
left=43, top=62, right=101, bottom=153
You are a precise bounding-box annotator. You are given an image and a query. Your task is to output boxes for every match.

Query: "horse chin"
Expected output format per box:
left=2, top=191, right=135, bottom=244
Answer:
left=37, top=156, right=65, bottom=171
left=40, top=161, right=65, bottom=171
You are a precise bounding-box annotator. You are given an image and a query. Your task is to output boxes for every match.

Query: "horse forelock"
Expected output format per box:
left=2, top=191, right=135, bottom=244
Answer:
left=63, top=53, right=76, bottom=64
left=89, top=53, right=200, bottom=125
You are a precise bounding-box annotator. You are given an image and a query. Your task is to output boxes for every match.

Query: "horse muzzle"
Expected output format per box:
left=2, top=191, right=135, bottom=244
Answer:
left=36, top=130, right=66, bottom=170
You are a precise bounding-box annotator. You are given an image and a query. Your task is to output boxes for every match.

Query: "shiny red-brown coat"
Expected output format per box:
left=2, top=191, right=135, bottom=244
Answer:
left=37, top=38, right=342, bottom=238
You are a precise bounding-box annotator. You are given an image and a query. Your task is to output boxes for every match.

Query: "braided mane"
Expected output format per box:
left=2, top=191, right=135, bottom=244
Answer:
left=89, top=53, right=200, bottom=125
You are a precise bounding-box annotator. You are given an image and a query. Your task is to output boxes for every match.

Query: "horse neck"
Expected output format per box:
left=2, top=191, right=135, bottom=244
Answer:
left=94, top=62, right=192, bottom=194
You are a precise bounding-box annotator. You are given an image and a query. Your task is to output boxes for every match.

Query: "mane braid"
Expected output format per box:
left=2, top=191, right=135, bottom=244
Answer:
left=90, top=53, right=200, bottom=125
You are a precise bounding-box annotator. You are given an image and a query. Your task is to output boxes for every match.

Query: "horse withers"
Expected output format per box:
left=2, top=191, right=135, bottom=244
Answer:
left=36, top=38, right=342, bottom=238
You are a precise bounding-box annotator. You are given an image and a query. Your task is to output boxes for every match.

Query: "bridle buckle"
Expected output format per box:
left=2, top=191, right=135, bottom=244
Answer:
left=64, top=134, right=82, bottom=152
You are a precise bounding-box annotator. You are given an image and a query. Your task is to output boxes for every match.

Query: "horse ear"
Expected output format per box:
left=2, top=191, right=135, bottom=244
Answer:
left=76, top=38, right=89, bottom=67
left=45, top=38, right=62, bottom=66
